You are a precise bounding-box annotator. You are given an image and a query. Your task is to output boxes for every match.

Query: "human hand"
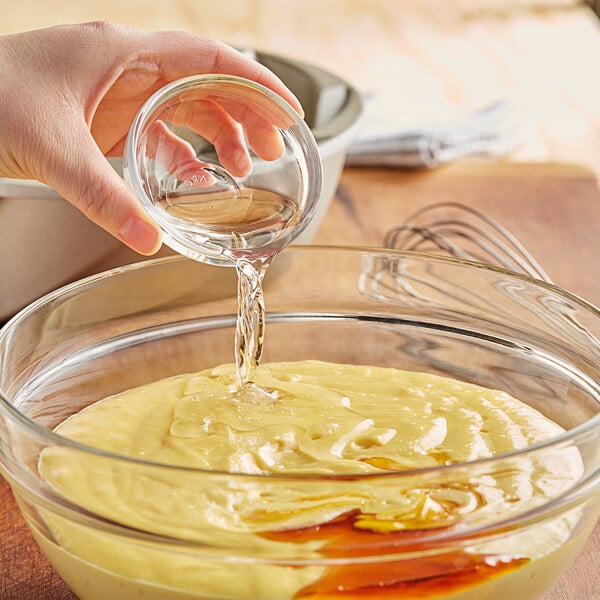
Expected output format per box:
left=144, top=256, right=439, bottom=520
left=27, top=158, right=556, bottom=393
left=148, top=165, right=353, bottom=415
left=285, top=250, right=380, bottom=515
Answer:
left=0, top=22, right=303, bottom=254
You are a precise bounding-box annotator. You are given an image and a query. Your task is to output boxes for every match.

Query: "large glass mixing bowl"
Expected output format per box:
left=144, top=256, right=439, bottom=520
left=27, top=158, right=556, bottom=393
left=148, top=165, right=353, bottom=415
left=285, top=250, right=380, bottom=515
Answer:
left=0, top=247, right=598, bottom=600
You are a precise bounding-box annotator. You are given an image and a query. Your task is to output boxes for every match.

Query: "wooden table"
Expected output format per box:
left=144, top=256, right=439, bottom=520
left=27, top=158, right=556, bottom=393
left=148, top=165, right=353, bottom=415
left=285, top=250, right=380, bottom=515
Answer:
left=1, top=162, right=599, bottom=599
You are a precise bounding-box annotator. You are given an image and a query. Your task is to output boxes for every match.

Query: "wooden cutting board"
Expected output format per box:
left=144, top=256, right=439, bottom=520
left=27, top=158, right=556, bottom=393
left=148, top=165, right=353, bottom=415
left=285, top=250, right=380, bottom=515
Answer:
left=1, top=162, right=599, bottom=599
left=314, top=162, right=600, bottom=307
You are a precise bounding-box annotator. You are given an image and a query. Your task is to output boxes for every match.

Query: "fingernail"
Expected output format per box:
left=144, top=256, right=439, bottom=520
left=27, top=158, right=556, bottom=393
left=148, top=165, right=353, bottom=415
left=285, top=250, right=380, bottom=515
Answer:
left=119, top=217, right=161, bottom=255
left=233, top=148, right=252, bottom=177
left=264, top=131, right=285, bottom=161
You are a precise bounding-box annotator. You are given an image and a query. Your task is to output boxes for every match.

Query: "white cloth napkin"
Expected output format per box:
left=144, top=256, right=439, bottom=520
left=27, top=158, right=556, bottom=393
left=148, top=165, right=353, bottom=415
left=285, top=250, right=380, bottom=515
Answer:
left=345, top=97, right=524, bottom=168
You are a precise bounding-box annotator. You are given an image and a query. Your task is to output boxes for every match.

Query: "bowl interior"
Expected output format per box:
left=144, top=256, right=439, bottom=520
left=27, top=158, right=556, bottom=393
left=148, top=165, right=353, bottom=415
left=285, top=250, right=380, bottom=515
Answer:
left=4, top=247, right=599, bottom=438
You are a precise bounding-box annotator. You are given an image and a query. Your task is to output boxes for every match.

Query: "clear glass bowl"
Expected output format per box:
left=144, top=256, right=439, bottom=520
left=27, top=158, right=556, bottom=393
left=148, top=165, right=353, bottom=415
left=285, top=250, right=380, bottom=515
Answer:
left=0, top=247, right=598, bottom=600
left=123, top=75, right=322, bottom=265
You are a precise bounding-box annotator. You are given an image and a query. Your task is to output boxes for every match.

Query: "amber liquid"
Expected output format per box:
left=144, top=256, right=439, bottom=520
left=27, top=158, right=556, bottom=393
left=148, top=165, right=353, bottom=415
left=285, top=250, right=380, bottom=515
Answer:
left=262, top=510, right=529, bottom=599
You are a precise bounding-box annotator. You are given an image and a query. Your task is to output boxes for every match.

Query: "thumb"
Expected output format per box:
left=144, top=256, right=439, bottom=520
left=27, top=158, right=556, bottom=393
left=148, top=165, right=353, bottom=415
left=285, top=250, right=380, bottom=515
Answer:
left=45, top=130, right=162, bottom=256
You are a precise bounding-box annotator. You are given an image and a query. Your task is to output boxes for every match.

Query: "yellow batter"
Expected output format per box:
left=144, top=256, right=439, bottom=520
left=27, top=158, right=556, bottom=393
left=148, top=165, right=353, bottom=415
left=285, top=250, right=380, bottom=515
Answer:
left=37, top=360, right=583, bottom=600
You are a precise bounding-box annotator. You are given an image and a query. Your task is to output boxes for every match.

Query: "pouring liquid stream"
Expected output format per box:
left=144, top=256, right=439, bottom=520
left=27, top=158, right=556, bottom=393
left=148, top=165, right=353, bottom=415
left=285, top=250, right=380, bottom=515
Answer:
left=162, top=186, right=299, bottom=401
left=234, top=257, right=270, bottom=397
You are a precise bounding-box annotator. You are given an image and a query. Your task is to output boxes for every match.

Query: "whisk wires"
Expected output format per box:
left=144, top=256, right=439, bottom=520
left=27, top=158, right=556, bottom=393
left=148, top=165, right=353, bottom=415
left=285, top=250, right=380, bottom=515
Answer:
left=384, top=202, right=553, bottom=283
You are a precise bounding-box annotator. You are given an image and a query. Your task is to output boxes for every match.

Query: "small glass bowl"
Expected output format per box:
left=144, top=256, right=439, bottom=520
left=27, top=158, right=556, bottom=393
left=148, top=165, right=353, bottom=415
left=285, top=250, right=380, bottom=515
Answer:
left=123, top=75, right=322, bottom=265
left=0, top=247, right=599, bottom=600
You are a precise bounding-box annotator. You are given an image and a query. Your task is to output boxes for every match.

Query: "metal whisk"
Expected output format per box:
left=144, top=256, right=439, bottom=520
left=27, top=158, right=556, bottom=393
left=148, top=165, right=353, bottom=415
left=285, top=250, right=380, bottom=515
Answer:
left=384, top=202, right=553, bottom=283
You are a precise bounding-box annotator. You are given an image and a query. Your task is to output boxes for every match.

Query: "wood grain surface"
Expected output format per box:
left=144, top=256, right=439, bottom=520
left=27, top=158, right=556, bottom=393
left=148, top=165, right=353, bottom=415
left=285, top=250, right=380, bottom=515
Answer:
left=1, top=162, right=599, bottom=599
left=314, top=162, right=600, bottom=305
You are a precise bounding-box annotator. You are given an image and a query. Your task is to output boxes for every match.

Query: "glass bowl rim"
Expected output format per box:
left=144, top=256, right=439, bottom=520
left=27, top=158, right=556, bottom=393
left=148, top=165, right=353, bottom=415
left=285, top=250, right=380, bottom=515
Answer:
left=1, top=244, right=599, bottom=481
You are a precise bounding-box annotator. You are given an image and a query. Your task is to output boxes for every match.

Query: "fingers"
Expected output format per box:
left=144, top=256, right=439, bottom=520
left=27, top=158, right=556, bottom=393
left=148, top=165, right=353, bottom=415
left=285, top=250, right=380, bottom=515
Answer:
left=46, top=126, right=162, bottom=256
left=166, top=92, right=290, bottom=172
left=246, top=120, right=285, bottom=162
left=156, top=97, right=286, bottom=179
left=95, top=30, right=297, bottom=176
left=145, top=120, right=217, bottom=185
left=211, top=97, right=287, bottom=160
left=144, top=31, right=304, bottom=117
left=170, top=100, right=253, bottom=177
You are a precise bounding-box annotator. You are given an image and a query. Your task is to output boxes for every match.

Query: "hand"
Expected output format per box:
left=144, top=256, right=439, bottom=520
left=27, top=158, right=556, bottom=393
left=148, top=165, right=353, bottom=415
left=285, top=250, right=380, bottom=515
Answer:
left=0, top=22, right=303, bottom=254
left=137, top=85, right=295, bottom=187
